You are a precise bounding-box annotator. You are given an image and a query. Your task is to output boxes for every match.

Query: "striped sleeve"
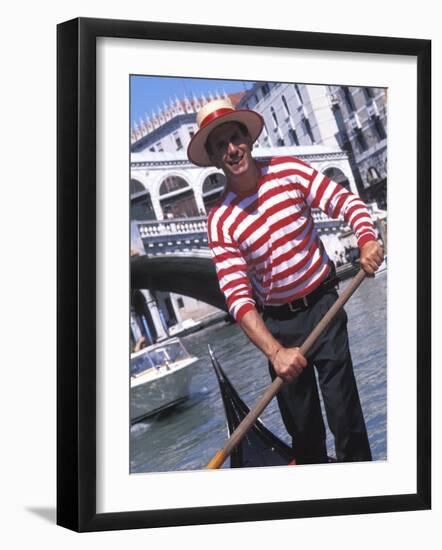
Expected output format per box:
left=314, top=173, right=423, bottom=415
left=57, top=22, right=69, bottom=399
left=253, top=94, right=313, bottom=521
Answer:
left=208, top=211, right=256, bottom=322
left=305, top=168, right=376, bottom=249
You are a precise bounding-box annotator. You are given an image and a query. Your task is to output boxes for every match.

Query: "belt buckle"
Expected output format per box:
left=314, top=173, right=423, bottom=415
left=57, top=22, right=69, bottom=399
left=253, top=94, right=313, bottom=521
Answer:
left=288, top=295, right=308, bottom=312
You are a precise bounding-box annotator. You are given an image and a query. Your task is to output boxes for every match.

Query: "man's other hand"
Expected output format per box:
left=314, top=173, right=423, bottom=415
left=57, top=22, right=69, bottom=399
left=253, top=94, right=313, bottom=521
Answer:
left=272, top=347, right=307, bottom=382
left=360, top=240, right=384, bottom=276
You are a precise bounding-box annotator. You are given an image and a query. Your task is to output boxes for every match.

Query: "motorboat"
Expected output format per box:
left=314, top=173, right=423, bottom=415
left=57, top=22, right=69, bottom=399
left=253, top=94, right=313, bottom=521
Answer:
left=130, top=337, right=198, bottom=423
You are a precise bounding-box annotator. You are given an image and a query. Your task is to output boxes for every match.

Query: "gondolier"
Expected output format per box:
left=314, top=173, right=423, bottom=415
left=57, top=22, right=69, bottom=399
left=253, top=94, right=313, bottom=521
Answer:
left=187, top=98, right=384, bottom=465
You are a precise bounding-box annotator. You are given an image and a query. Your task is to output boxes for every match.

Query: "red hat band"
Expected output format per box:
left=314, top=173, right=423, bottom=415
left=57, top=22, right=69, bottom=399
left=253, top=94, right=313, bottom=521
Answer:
left=199, top=107, right=235, bottom=129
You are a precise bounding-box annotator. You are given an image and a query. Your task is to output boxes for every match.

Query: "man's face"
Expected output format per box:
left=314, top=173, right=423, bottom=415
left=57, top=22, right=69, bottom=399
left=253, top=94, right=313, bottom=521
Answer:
left=206, top=122, right=254, bottom=179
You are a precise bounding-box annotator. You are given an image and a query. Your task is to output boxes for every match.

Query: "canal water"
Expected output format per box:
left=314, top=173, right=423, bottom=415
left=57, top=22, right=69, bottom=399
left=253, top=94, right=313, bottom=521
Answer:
left=130, top=272, right=387, bottom=473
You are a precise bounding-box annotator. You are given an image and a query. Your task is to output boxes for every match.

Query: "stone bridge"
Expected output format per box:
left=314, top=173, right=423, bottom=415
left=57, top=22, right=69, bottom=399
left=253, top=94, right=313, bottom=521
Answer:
left=131, top=250, right=227, bottom=311
left=130, top=207, right=386, bottom=307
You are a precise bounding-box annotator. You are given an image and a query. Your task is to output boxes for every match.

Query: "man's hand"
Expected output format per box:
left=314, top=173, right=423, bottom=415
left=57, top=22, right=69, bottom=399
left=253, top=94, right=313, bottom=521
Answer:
left=272, top=347, right=307, bottom=382
left=238, top=308, right=307, bottom=382
left=360, top=240, right=384, bottom=276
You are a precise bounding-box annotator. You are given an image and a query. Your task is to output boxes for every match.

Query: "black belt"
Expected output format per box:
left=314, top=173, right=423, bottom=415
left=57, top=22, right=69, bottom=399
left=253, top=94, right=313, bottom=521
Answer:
left=262, top=270, right=338, bottom=318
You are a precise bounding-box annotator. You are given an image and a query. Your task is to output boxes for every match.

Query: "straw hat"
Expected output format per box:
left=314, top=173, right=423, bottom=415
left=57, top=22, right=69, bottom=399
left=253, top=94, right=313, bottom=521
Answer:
left=187, top=98, right=264, bottom=167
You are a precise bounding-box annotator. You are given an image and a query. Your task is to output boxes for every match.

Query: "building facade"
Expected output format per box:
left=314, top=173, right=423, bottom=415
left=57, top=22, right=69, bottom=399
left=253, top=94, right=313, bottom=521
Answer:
left=327, top=85, right=387, bottom=208
left=236, top=81, right=387, bottom=207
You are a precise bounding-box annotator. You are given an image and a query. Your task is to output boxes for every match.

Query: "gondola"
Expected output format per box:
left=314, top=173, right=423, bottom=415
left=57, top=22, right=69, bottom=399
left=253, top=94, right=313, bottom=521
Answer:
left=208, top=345, right=296, bottom=468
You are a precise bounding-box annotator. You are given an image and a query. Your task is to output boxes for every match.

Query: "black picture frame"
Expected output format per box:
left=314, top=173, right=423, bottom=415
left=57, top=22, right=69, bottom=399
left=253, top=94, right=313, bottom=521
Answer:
left=57, top=17, right=431, bottom=532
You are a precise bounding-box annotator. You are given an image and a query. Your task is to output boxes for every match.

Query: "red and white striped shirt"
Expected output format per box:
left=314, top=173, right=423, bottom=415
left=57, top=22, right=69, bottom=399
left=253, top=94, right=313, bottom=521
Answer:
left=208, top=156, right=376, bottom=322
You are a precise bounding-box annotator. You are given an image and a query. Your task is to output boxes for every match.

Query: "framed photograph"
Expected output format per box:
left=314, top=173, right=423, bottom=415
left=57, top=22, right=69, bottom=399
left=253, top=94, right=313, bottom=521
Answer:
left=57, top=17, right=431, bottom=531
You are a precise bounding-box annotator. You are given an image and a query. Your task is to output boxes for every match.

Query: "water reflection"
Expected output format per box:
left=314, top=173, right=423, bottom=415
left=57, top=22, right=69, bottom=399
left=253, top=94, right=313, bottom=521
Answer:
left=130, top=273, right=387, bottom=473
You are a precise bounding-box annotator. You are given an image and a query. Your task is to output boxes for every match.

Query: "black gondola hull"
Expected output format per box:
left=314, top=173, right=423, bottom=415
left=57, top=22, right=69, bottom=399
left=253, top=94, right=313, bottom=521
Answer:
left=208, top=345, right=296, bottom=468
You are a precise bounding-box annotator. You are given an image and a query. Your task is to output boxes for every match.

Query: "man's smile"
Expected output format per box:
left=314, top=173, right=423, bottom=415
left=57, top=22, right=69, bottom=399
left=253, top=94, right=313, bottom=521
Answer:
left=227, top=155, right=244, bottom=166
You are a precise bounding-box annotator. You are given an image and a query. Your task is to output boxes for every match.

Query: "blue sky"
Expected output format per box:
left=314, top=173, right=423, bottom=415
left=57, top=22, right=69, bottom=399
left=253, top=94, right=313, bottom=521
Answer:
left=130, top=75, right=255, bottom=127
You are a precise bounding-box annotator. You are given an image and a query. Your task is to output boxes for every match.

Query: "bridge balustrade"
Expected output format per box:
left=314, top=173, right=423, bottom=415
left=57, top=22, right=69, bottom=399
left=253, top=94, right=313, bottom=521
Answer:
left=135, top=204, right=379, bottom=256
left=137, top=216, right=209, bottom=255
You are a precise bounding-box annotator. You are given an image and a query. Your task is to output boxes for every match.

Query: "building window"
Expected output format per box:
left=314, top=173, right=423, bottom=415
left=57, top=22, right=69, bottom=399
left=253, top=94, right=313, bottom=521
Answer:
left=270, top=107, right=278, bottom=128
left=342, top=86, right=356, bottom=112
left=261, top=122, right=271, bottom=146
left=303, top=117, right=315, bottom=143
left=282, top=95, right=290, bottom=116
left=343, top=86, right=356, bottom=112
left=363, top=87, right=374, bottom=100
left=177, top=297, right=185, bottom=308
left=354, top=128, right=368, bottom=152
left=372, top=116, right=387, bottom=140
left=262, top=83, right=270, bottom=97
left=156, top=141, right=164, bottom=152
left=288, top=128, right=299, bottom=146
left=175, top=136, right=183, bottom=150
left=277, top=138, right=285, bottom=146
left=294, top=84, right=303, bottom=104
left=149, top=147, right=155, bottom=152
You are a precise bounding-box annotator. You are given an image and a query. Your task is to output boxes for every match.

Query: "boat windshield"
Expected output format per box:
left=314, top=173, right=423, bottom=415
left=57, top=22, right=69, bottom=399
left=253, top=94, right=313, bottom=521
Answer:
left=130, top=339, right=190, bottom=377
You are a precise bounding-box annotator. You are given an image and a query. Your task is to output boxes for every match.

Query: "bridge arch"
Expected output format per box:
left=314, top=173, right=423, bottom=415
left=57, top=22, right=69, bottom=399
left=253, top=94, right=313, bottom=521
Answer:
left=130, top=178, right=146, bottom=193
left=131, top=253, right=227, bottom=312
left=199, top=170, right=226, bottom=213
left=322, top=166, right=351, bottom=190
left=158, top=172, right=201, bottom=218
left=130, top=178, right=157, bottom=221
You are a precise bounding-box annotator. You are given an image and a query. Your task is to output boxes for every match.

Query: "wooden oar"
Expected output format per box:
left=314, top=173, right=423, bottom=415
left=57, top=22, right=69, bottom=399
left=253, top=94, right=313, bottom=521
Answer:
left=206, top=269, right=367, bottom=469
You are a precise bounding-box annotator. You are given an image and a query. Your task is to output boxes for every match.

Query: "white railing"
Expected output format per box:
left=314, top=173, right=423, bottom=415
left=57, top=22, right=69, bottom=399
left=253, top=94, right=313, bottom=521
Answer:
left=138, top=216, right=208, bottom=238
left=138, top=205, right=378, bottom=239
left=135, top=205, right=383, bottom=259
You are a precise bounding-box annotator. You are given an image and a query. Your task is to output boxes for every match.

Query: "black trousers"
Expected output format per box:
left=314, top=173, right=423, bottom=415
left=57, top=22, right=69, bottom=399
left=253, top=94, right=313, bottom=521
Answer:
left=264, top=288, right=372, bottom=465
